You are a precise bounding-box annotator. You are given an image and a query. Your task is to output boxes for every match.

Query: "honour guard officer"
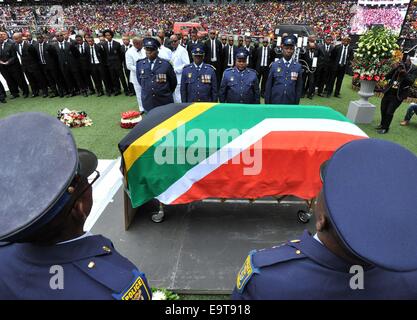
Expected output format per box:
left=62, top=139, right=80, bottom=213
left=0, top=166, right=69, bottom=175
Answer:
left=219, top=49, right=260, bottom=104
left=0, top=113, right=152, bottom=300
left=136, top=37, right=177, bottom=112
left=232, top=138, right=417, bottom=300
left=265, top=35, right=303, bottom=105
left=180, top=44, right=218, bottom=103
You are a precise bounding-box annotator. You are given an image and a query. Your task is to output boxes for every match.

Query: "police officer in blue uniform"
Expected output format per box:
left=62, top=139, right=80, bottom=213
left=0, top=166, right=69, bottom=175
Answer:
left=136, top=37, right=177, bottom=112
left=219, top=49, right=260, bottom=104
left=180, top=44, right=218, bottom=103
left=232, top=138, right=417, bottom=299
left=265, top=35, right=303, bottom=105
left=0, top=112, right=152, bottom=300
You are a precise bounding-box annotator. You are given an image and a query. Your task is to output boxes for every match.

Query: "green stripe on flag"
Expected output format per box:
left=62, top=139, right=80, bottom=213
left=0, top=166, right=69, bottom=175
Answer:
left=126, top=104, right=349, bottom=207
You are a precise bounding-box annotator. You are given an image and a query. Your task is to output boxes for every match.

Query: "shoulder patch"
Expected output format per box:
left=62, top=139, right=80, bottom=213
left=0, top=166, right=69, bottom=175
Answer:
left=112, top=269, right=151, bottom=301
left=252, top=243, right=306, bottom=269
left=236, top=250, right=260, bottom=294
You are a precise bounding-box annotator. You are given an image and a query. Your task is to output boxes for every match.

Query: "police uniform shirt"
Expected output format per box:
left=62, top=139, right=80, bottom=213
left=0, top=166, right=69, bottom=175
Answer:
left=264, top=57, right=303, bottom=105
left=232, top=230, right=417, bottom=300
left=136, top=57, right=177, bottom=111
left=0, top=235, right=152, bottom=300
left=180, top=62, right=218, bottom=102
left=219, top=67, right=260, bottom=104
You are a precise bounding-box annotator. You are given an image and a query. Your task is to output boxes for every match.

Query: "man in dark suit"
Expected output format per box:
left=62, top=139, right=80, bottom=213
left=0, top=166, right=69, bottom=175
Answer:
left=377, top=58, right=417, bottom=134
left=204, top=30, right=223, bottom=88
left=243, top=36, right=255, bottom=69
left=34, top=33, right=60, bottom=98
left=85, top=36, right=107, bottom=97
left=75, top=35, right=94, bottom=95
left=187, top=30, right=201, bottom=63
left=121, top=35, right=134, bottom=96
left=327, top=36, right=354, bottom=98
left=0, top=36, right=29, bottom=99
left=103, top=29, right=127, bottom=96
left=13, top=32, right=47, bottom=97
left=53, top=31, right=85, bottom=97
left=222, top=36, right=237, bottom=75
left=299, top=41, right=321, bottom=99
left=255, top=37, right=274, bottom=98
left=316, top=35, right=335, bottom=97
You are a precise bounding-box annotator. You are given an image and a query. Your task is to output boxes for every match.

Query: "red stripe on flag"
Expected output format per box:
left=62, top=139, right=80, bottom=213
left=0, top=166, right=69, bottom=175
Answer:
left=171, top=131, right=366, bottom=204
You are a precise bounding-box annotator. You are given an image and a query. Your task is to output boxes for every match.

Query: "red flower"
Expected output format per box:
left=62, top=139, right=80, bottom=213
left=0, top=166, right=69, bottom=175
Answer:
left=366, top=76, right=372, bottom=81
left=360, top=75, right=366, bottom=80
left=353, top=73, right=359, bottom=79
left=374, top=75, right=380, bottom=81
left=381, top=75, right=385, bottom=81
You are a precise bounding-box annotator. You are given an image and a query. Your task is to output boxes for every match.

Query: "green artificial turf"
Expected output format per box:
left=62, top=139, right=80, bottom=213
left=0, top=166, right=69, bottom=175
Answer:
left=0, top=76, right=415, bottom=159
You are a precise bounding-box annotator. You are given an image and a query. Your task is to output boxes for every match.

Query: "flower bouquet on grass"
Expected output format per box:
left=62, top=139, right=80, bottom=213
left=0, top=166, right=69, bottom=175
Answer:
left=151, top=288, right=180, bottom=300
left=57, top=108, right=93, bottom=128
left=120, top=110, right=143, bottom=129
left=352, top=26, right=399, bottom=82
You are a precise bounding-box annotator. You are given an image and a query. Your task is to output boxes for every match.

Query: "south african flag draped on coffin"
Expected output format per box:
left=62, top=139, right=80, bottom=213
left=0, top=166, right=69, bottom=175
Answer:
left=119, top=103, right=368, bottom=208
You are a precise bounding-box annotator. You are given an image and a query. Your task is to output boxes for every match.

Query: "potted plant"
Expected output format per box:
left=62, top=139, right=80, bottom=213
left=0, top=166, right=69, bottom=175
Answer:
left=347, top=26, right=399, bottom=123
left=352, top=26, right=399, bottom=101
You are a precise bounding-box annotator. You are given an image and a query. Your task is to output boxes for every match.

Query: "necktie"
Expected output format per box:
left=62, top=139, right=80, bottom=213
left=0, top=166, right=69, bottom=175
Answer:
left=150, top=60, right=154, bottom=70
left=285, top=61, right=290, bottom=68
left=340, top=46, right=347, bottom=66
left=60, top=42, right=64, bottom=51
left=91, top=46, right=95, bottom=64
left=326, top=45, right=329, bottom=53
left=310, top=51, right=314, bottom=60
left=40, top=44, right=45, bottom=64
left=19, top=44, right=22, bottom=56
left=109, top=42, right=112, bottom=52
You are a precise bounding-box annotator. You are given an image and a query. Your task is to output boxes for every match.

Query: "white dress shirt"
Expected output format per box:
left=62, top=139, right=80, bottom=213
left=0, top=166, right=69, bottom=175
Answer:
left=126, top=46, right=145, bottom=84
left=159, top=45, right=173, bottom=61
left=171, top=45, right=190, bottom=79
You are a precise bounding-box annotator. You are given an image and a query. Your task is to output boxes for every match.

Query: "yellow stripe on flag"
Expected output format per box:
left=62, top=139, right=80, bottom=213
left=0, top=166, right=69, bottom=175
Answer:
left=123, top=103, right=218, bottom=171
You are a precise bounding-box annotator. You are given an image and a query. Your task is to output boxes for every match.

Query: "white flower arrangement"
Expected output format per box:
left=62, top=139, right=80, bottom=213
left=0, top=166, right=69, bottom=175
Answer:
left=57, top=108, right=93, bottom=128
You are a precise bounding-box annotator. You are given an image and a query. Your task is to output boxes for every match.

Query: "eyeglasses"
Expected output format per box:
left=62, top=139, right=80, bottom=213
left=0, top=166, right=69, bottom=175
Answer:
left=171, top=40, right=178, bottom=43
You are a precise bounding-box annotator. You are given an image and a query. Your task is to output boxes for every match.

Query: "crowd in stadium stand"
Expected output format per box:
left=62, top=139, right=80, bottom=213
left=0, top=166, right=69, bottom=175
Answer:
left=0, top=0, right=416, bottom=40
left=402, top=0, right=417, bottom=40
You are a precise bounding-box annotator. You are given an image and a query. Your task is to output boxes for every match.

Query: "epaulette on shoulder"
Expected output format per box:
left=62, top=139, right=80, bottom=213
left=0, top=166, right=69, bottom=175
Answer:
left=225, top=67, right=234, bottom=72
left=159, top=57, right=169, bottom=64
left=138, top=58, right=147, bottom=64
left=235, top=242, right=305, bottom=294
left=252, top=240, right=306, bottom=269
left=205, top=64, right=216, bottom=70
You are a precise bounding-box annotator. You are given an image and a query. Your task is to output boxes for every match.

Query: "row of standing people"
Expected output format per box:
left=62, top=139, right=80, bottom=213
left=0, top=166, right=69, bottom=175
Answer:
left=0, top=29, right=136, bottom=104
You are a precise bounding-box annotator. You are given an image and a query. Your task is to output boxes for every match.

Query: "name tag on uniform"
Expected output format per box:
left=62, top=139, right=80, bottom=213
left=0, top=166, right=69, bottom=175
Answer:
left=201, top=74, right=211, bottom=84
left=156, top=74, right=167, bottom=83
left=291, top=72, right=298, bottom=81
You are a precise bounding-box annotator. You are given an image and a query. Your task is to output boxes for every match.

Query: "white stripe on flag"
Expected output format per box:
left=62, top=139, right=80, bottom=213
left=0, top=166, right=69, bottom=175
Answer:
left=156, top=118, right=368, bottom=204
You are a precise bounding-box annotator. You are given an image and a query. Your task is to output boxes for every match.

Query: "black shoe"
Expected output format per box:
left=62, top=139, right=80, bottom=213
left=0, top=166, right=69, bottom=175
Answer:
left=89, top=90, right=96, bottom=95
left=124, top=91, right=129, bottom=96
left=375, top=125, right=383, bottom=130
left=114, top=91, right=121, bottom=96
left=129, top=92, right=135, bottom=96
left=23, top=94, right=29, bottom=98
left=50, top=93, right=58, bottom=98
left=70, top=92, right=76, bottom=97
left=334, top=94, right=341, bottom=98
left=83, top=91, right=88, bottom=97
left=317, top=93, right=324, bottom=97
left=31, top=93, right=39, bottom=98
left=377, top=129, right=389, bottom=134
left=10, top=95, right=19, bottom=99
left=106, top=92, right=111, bottom=97
left=97, top=92, right=104, bottom=97
left=308, top=95, right=313, bottom=100
left=0, top=99, right=6, bottom=104
left=326, top=94, right=331, bottom=98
